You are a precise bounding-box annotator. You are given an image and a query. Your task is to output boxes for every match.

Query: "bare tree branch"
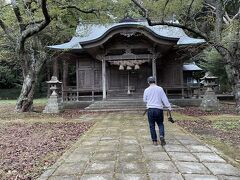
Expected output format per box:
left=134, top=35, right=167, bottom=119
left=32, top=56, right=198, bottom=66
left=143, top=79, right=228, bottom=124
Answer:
left=186, top=0, right=196, bottom=18
left=232, top=7, right=240, bottom=21
left=19, top=0, right=51, bottom=51
left=11, top=0, right=25, bottom=31
left=131, top=0, right=148, bottom=18
left=0, top=19, right=15, bottom=41
left=162, top=0, right=170, bottom=20
left=60, top=5, right=98, bottom=14
left=204, top=2, right=236, bottom=24
left=224, top=11, right=231, bottom=23
left=131, top=0, right=208, bottom=40
left=148, top=19, right=209, bottom=40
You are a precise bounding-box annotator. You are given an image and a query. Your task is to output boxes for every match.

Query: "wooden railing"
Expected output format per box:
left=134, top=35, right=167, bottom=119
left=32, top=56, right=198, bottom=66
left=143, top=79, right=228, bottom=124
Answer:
left=60, top=84, right=202, bottom=102
left=62, top=87, right=102, bottom=102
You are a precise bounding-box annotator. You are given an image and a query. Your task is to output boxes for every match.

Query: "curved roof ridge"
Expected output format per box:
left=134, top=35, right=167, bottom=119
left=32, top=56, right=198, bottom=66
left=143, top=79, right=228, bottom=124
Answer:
left=48, top=20, right=205, bottom=50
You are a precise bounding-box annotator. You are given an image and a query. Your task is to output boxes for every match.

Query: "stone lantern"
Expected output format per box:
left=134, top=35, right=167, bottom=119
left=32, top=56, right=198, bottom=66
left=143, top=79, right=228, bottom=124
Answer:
left=200, top=72, right=220, bottom=111
left=43, top=76, right=63, bottom=113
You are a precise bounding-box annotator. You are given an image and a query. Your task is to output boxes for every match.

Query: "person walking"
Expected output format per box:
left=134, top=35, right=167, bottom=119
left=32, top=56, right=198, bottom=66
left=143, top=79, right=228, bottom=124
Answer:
left=143, top=76, right=172, bottom=146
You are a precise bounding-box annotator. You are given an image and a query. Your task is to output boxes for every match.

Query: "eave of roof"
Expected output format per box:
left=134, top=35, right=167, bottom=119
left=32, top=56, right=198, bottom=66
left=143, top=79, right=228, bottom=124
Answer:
left=48, top=20, right=206, bottom=50
left=183, top=64, right=203, bottom=71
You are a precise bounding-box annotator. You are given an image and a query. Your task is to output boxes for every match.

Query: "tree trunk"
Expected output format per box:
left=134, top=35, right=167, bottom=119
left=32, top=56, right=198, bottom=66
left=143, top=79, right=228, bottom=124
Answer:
left=223, top=55, right=240, bottom=113
left=15, top=72, right=37, bottom=112
left=236, top=81, right=240, bottom=113
left=15, top=37, right=46, bottom=112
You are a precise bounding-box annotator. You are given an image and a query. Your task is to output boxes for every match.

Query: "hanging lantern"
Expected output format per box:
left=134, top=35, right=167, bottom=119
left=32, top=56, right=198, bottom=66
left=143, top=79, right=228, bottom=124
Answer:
left=119, top=64, right=124, bottom=70
left=134, top=64, right=140, bottom=70
left=126, top=66, right=132, bottom=70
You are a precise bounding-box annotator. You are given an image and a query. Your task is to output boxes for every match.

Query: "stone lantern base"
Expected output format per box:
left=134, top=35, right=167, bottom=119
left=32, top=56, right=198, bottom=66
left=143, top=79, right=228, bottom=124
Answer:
left=43, top=93, right=63, bottom=113
left=200, top=88, right=220, bottom=112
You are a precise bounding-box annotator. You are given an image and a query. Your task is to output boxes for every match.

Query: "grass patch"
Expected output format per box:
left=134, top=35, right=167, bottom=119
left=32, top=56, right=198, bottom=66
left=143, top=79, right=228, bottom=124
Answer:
left=176, top=106, right=240, bottom=167
left=171, top=112, right=197, bottom=121
left=0, top=98, right=47, bottom=106
left=203, top=114, right=240, bottom=121
left=201, top=136, right=240, bottom=168
left=213, top=120, right=240, bottom=131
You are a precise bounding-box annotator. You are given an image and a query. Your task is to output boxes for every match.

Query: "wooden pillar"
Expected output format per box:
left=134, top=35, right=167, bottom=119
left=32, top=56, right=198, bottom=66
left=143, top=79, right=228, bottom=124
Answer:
left=76, top=60, right=79, bottom=101
left=152, top=57, right=157, bottom=84
left=180, top=62, right=184, bottom=99
left=102, top=59, right=107, bottom=100
left=53, top=59, right=59, bottom=78
left=63, top=60, right=68, bottom=88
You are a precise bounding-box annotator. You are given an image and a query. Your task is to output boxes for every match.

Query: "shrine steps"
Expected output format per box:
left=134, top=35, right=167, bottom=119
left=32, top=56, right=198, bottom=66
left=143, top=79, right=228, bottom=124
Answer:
left=84, top=98, right=201, bottom=111
left=85, top=99, right=146, bottom=111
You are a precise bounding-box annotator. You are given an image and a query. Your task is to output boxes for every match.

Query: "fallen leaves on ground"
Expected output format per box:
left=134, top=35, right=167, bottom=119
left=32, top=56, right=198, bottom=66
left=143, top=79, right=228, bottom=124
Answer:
left=177, top=119, right=240, bottom=145
left=176, top=106, right=237, bottom=117
left=0, top=122, right=94, bottom=180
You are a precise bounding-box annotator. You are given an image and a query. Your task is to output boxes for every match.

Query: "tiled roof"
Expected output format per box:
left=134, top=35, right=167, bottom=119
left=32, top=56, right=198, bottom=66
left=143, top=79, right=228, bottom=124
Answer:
left=183, top=63, right=203, bottom=71
left=48, top=20, right=205, bottom=50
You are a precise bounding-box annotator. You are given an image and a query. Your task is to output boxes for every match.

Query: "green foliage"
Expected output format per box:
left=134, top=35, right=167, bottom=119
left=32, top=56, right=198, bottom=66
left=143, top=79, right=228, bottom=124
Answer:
left=0, top=88, right=21, bottom=99
left=199, top=48, right=231, bottom=93
left=213, top=120, right=240, bottom=131
left=0, top=58, right=22, bottom=89
left=142, top=0, right=204, bottom=21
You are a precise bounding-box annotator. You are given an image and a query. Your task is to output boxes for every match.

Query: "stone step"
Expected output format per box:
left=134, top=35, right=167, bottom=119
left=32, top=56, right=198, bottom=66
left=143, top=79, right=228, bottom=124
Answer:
left=85, top=100, right=146, bottom=110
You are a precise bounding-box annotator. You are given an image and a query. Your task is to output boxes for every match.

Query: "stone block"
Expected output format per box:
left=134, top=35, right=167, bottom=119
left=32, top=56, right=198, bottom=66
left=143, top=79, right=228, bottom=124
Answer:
left=168, top=152, right=198, bottom=162
left=164, top=144, right=189, bottom=152
left=84, top=161, right=115, bottom=174
left=204, top=163, right=240, bottom=176
left=121, top=139, right=139, bottom=145
left=80, top=174, right=113, bottom=180
left=119, top=144, right=141, bottom=152
left=183, top=174, right=218, bottom=180
left=178, top=139, right=201, bottom=145
left=65, top=153, right=91, bottom=163
left=144, top=152, right=170, bottom=161
left=142, top=144, right=164, bottom=152
left=186, top=145, right=212, bottom=152
left=217, top=175, right=240, bottom=180
left=193, top=153, right=226, bottom=163
left=48, top=175, right=78, bottom=180
left=115, top=173, right=148, bottom=180
left=147, top=161, right=178, bottom=173
left=175, top=162, right=210, bottom=174
left=118, top=152, right=143, bottom=162
left=116, top=161, right=146, bottom=173
left=95, top=145, right=118, bottom=152
left=92, top=152, right=117, bottom=161
left=52, top=162, right=86, bottom=176
left=148, top=173, right=183, bottom=180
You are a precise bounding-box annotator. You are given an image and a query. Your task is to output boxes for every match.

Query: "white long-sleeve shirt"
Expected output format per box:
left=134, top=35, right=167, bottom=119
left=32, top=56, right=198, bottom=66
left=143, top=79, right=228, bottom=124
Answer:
left=143, top=84, right=171, bottom=110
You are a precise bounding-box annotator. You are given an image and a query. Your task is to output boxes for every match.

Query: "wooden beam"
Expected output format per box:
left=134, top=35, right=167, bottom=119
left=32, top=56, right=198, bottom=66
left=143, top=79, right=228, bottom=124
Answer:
left=63, top=60, right=68, bottom=88
left=102, top=59, right=106, bottom=100
left=152, top=57, right=157, bottom=84
left=53, top=59, right=58, bottom=78
left=76, top=60, right=79, bottom=101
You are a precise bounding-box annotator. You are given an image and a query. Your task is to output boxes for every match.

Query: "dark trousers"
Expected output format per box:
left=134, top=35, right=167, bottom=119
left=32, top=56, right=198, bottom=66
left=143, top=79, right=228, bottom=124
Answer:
left=147, top=108, right=164, bottom=141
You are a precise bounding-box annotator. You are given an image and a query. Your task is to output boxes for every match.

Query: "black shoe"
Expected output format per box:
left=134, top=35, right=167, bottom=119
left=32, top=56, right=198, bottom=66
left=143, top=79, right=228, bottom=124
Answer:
left=160, top=137, right=166, bottom=146
left=153, top=141, right=158, bottom=146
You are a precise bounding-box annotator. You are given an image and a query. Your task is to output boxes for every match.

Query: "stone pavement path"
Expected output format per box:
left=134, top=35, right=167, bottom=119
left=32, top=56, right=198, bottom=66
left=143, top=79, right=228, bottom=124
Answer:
left=39, top=112, right=240, bottom=180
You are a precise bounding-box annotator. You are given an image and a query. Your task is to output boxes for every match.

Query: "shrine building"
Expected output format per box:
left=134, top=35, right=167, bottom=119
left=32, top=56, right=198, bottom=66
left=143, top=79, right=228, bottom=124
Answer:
left=48, top=18, right=205, bottom=102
